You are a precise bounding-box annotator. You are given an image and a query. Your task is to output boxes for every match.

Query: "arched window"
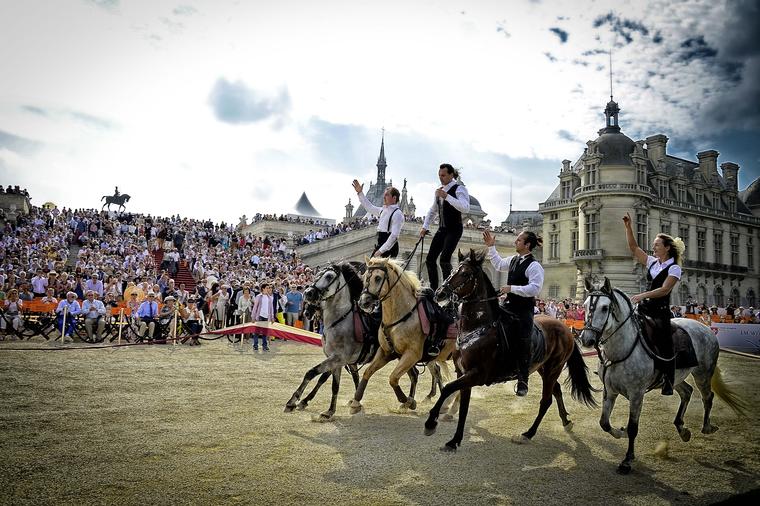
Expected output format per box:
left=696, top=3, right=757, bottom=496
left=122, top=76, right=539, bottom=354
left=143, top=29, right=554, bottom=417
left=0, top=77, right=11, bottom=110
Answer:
left=747, top=289, right=756, bottom=308
left=714, top=286, right=724, bottom=307
left=698, top=285, right=708, bottom=306
left=678, top=284, right=690, bottom=305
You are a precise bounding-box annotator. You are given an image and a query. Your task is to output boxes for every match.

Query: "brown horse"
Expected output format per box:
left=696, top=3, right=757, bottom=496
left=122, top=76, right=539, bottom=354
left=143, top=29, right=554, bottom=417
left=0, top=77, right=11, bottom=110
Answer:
left=350, top=257, right=455, bottom=414
left=424, top=249, right=598, bottom=450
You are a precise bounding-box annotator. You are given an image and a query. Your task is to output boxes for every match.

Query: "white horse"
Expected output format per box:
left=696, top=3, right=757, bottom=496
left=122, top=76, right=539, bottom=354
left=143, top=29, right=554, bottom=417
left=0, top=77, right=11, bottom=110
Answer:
left=580, top=277, right=746, bottom=474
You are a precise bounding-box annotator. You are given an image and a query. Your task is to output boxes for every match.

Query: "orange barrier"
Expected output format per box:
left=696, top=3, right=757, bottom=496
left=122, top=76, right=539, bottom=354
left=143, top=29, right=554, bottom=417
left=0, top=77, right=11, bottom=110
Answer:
left=22, top=300, right=57, bottom=314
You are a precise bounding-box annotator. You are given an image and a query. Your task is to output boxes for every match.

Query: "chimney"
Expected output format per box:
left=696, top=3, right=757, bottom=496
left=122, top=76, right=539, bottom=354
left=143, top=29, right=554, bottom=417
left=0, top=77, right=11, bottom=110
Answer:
left=561, top=159, right=571, bottom=173
left=697, top=150, right=719, bottom=182
left=645, top=134, right=668, bottom=167
left=721, top=162, right=739, bottom=192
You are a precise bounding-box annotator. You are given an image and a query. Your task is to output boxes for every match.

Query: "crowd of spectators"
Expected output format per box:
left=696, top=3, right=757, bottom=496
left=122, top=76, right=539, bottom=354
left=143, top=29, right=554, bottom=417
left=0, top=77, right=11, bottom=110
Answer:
left=2, top=192, right=759, bottom=339
left=0, top=203, right=315, bottom=336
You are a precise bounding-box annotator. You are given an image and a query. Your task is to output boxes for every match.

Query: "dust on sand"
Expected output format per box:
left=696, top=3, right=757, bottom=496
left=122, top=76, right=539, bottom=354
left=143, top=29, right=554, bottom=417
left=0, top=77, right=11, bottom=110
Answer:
left=1, top=338, right=759, bottom=505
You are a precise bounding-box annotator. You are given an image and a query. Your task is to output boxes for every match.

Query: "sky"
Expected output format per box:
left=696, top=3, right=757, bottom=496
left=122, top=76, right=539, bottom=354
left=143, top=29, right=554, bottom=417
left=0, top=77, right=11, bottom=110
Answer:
left=1, top=0, right=758, bottom=225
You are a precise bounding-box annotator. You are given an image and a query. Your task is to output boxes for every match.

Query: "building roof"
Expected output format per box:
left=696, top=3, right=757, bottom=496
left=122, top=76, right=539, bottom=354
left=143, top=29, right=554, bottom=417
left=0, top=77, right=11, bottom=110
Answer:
left=293, top=192, right=321, bottom=217
left=740, top=177, right=760, bottom=208
left=595, top=131, right=636, bottom=166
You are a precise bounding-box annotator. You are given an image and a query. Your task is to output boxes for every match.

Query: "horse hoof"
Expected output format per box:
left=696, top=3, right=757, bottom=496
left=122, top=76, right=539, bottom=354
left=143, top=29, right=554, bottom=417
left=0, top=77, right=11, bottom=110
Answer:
left=440, top=443, right=458, bottom=452
left=349, top=403, right=363, bottom=415
left=702, top=425, right=719, bottom=435
left=441, top=413, right=454, bottom=422
left=284, top=404, right=296, bottom=413
left=424, top=424, right=437, bottom=436
left=616, top=462, right=632, bottom=475
left=610, top=427, right=625, bottom=439
left=422, top=395, right=434, bottom=404
left=679, top=428, right=692, bottom=443
left=313, top=413, right=334, bottom=423
left=563, top=421, right=574, bottom=433
left=405, top=399, right=417, bottom=411
left=297, top=401, right=308, bottom=411
left=511, top=434, right=531, bottom=445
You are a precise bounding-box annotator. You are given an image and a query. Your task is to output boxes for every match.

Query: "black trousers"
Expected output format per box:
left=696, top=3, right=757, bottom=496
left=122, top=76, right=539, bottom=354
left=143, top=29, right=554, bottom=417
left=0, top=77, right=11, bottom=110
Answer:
left=425, top=225, right=463, bottom=290
left=502, top=304, right=534, bottom=381
left=639, top=304, right=675, bottom=384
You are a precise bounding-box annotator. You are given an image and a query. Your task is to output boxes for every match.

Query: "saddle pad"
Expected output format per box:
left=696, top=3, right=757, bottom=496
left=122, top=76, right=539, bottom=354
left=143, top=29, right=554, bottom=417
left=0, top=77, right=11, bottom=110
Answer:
left=672, top=325, right=698, bottom=369
left=417, top=304, right=458, bottom=339
left=530, top=323, right=546, bottom=365
left=353, top=310, right=364, bottom=343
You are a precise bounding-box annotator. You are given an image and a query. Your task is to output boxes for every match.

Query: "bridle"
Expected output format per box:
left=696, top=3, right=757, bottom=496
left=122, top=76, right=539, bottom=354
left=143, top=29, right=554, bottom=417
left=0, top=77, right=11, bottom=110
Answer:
left=361, top=263, right=409, bottom=309
left=583, top=288, right=641, bottom=382
left=438, top=267, right=478, bottom=303
left=307, top=266, right=347, bottom=304
left=439, top=262, right=501, bottom=305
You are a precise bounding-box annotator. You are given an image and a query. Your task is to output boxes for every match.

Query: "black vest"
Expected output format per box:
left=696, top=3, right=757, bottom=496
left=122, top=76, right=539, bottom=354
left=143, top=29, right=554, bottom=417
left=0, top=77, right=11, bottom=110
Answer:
left=438, top=184, right=463, bottom=229
left=642, top=261, right=675, bottom=311
left=506, top=254, right=536, bottom=311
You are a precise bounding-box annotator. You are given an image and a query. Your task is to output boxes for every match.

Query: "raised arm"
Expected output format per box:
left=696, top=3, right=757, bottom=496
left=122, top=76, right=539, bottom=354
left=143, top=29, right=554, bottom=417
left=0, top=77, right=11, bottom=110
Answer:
left=623, top=213, right=648, bottom=265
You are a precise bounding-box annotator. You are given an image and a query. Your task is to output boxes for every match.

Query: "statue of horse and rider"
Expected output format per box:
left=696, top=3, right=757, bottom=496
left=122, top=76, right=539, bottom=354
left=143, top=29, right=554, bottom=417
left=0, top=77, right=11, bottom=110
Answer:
left=101, top=186, right=130, bottom=212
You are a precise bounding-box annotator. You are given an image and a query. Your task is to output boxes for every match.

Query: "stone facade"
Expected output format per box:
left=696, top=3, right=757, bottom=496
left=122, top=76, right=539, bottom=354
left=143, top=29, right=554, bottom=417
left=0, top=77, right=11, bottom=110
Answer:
left=539, top=98, right=760, bottom=307
left=0, top=192, right=32, bottom=221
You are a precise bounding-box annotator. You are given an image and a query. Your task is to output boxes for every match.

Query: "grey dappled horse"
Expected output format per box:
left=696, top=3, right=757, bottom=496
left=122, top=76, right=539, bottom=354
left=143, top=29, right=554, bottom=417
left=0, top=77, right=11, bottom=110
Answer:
left=581, top=276, right=747, bottom=474
left=284, top=263, right=441, bottom=421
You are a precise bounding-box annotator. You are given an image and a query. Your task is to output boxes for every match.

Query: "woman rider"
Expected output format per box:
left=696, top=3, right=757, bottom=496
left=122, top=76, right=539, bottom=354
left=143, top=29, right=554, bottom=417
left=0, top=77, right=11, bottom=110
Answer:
left=623, top=213, right=686, bottom=395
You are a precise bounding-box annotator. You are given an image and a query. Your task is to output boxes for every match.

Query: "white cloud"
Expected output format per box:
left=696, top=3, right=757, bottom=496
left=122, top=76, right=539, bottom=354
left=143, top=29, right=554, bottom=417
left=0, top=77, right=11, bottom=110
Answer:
left=0, top=0, right=757, bottom=224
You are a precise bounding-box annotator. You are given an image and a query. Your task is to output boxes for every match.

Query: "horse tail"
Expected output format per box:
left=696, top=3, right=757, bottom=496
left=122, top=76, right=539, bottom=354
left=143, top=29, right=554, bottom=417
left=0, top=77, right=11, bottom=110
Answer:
left=711, top=365, right=748, bottom=417
left=564, top=342, right=599, bottom=408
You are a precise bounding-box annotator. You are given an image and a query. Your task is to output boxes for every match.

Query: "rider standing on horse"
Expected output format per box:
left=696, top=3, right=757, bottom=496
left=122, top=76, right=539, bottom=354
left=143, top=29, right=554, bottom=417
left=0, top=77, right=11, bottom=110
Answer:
left=483, top=229, right=544, bottom=396
left=419, top=164, right=470, bottom=290
left=623, top=213, right=685, bottom=395
left=352, top=180, right=403, bottom=258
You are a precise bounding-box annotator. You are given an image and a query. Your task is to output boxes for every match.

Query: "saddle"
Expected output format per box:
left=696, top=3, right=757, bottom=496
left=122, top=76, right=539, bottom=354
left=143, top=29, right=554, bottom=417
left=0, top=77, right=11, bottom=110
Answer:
left=458, top=309, right=546, bottom=385
left=415, top=288, right=459, bottom=358
left=636, top=313, right=698, bottom=369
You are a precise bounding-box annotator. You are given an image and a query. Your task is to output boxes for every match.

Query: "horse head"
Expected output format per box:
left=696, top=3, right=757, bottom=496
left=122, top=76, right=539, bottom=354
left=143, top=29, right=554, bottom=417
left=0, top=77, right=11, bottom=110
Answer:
left=303, top=263, right=358, bottom=306
left=436, top=248, right=485, bottom=303
left=359, top=256, right=389, bottom=313
left=122, top=194, right=131, bottom=202
left=580, top=275, right=616, bottom=347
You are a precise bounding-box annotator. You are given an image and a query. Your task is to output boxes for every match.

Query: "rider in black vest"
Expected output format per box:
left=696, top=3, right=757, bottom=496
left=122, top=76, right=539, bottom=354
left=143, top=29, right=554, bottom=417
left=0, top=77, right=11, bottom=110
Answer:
left=352, top=180, right=403, bottom=258
left=624, top=213, right=684, bottom=395
left=483, top=229, right=544, bottom=396
left=420, top=164, right=470, bottom=290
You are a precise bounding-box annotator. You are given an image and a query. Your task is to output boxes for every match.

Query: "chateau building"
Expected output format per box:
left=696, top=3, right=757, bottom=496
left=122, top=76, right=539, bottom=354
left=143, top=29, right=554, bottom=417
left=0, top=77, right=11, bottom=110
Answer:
left=539, top=97, right=760, bottom=307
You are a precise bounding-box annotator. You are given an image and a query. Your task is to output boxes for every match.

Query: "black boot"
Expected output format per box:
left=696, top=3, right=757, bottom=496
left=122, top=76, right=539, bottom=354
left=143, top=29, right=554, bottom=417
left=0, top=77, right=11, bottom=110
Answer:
left=516, top=338, right=531, bottom=396
left=661, top=360, right=674, bottom=396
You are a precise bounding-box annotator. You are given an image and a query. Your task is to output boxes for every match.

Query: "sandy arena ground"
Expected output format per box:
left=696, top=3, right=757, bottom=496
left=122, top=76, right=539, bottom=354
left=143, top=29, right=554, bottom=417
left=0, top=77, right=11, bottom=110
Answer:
left=1, top=336, right=759, bottom=505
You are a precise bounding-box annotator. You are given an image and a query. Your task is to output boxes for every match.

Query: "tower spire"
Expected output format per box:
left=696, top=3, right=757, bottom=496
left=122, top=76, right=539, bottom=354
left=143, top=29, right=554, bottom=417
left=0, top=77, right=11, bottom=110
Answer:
left=609, top=49, right=614, bottom=102
left=376, top=129, right=387, bottom=184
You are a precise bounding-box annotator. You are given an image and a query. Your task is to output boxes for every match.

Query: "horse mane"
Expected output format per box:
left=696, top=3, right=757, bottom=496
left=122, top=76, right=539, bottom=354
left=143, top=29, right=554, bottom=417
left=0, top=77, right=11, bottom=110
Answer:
left=369, top=257, right=421, bottom=292
left=470, top=251, right=500, bottom=313
left=339, top=262, right=364, bottom=302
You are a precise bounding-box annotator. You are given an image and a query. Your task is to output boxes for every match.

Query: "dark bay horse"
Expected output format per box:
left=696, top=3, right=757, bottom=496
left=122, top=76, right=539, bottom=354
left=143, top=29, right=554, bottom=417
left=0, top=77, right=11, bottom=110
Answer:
left=101, top=194, right=130, bottom=212
left=284, top=262, right=439, bottom=420
left=581, top=276, right=747, bottom=474
left=424, top=249, right=598, bottom=451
